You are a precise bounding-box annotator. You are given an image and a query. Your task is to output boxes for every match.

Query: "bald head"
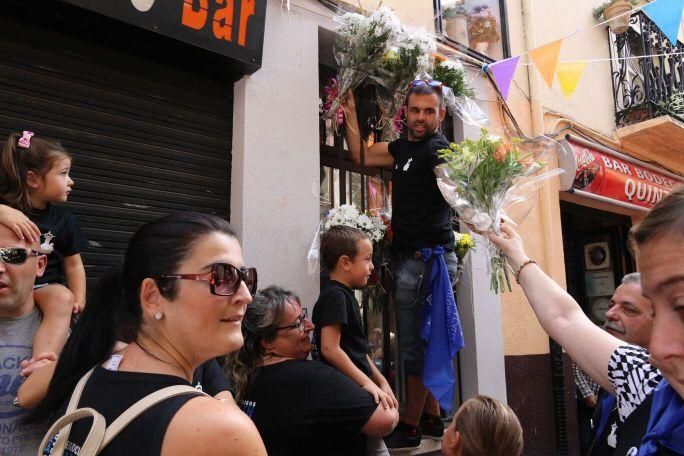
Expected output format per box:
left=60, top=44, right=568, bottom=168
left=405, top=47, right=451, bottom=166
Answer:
left=0, top=223, right=46, bottom=318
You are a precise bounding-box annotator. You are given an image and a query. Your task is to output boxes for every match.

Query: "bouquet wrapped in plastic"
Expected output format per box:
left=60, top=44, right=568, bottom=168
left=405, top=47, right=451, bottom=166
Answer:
left=432, top=58, right=488, bottom=127
left=436, top=129, right=562, bottom=293
left=322, top=6, right=401, bottom=130
left=374, top=29, right=436, bottom=141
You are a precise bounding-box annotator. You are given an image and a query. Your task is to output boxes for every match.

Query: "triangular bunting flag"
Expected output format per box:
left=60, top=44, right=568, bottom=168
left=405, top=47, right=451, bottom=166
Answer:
left=643, top=0, right=684, bottom=45
left=488, top=56, right=520, bottom=100
left=529, top=40, right=563, bottom=87
left=556, top=62, right=586, bottom=98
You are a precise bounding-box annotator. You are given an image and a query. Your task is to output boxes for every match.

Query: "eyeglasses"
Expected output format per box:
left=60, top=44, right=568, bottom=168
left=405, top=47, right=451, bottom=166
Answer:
left=155, top=263, right=258, bottom=297
left=276, top=308, right=309, bottom=333
left=0, top=248, right=41, bottom=265
left=408, top=79, right=443, bottom=92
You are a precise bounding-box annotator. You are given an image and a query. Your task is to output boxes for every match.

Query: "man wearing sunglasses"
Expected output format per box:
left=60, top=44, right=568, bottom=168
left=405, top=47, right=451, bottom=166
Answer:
left=343, top=82, right=458, bottom=450
left=0, top=223, right=49, bottom=456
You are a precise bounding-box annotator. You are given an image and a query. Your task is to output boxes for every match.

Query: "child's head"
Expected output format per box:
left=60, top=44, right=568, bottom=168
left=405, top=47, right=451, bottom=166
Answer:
left=320, top=225, right=374, bottom=288
left=1, top=131, right=72, bottom=211
left=442, top=395, right=523, bottom=456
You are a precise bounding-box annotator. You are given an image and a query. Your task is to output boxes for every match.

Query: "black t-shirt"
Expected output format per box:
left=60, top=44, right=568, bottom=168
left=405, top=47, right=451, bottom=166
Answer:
left=243, top=359, right=378, bottom=456
left=312, top=280, right=372, bottom=378
left=28, top=204, right=88, bottom=285
left=388, top=133, right=454, bottom=251
left=48, top=367, right=202, bottom=455
left=192, top=359, right=234, bottom=397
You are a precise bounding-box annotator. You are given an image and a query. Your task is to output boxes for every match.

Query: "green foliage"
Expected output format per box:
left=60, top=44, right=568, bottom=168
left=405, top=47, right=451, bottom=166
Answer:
left=438, top=129, right=523, bottom=215
left=433, top=60, right=474, bottom=98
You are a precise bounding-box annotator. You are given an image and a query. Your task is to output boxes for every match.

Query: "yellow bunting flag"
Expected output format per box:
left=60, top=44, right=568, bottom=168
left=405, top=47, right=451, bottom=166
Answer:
left=529, top=40, right=563, bottom=87
left=556, top=62, right=587, bottom=98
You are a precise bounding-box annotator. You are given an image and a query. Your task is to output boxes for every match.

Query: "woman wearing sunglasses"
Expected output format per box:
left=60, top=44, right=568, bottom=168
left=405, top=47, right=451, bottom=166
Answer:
left=225, top=286, right=398, bottom=456
left=28, top=212, right=266, bottom=455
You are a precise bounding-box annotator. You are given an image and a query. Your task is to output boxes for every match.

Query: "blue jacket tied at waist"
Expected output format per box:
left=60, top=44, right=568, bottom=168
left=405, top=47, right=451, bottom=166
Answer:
left=419, top=246, right=464, bottom=414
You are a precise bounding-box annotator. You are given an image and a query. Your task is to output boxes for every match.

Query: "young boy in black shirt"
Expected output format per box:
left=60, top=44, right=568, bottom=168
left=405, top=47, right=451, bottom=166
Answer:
left=312, top=225, right=398, bottom=412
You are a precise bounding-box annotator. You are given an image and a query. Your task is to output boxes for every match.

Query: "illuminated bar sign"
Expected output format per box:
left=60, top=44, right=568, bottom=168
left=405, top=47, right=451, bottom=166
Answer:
left=565, top=139, right=682, bottom=210
left=60, top=0, right=266, bottom=72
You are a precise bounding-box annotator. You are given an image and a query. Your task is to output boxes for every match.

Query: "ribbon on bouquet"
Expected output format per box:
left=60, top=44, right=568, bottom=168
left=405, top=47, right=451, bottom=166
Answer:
left=419, top=246, right=464, bottom=414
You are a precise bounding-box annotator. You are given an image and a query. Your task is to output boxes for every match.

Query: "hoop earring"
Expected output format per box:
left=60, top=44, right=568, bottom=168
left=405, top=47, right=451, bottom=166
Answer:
left=154, top=312, right=163, bottom=321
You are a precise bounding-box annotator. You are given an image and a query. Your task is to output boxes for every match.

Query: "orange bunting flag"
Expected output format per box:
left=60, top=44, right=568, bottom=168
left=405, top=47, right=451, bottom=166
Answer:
left=556, top=62, right=586, bottom=98
left=529, top=40, right=563, bottom=87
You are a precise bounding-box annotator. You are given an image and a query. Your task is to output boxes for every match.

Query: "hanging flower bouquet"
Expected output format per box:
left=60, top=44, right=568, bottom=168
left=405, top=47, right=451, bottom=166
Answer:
left=323, top=6, right=402, bottom=130
left=436, top=129, right=561, bottom=293
left=432, top=56, right=488, bottom=127
left=323, top=203, right=387, bottom=242
left=374, top=29, right=436, bottom=141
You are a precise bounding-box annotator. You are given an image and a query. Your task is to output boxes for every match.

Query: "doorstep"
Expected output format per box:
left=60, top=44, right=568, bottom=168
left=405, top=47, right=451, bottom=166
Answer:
left=388, top=437, right=442, bottom=456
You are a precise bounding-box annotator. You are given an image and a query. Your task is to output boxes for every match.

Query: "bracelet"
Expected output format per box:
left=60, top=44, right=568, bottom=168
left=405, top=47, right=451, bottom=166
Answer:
left=515, top=259, right=537, bottom=284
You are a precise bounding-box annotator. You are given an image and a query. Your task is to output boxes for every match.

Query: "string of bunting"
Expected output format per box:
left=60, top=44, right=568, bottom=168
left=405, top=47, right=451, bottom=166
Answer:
left=485, top=0, right=684, bottom=99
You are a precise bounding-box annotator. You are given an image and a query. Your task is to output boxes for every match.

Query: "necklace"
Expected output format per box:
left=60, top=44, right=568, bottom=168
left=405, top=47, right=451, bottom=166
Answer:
left=134, top=340, right=183, bottom=373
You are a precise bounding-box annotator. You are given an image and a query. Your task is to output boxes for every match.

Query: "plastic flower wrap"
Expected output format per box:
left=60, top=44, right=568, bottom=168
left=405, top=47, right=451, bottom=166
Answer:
left=436, top=129, right=562, bottom=293
left=307, top=204, right=387, bottom=274
left=431, top=57, right=488, bottom=127
left=323, top=6, right=401, bottom=130
left=374, top=29, right=436, bottom=141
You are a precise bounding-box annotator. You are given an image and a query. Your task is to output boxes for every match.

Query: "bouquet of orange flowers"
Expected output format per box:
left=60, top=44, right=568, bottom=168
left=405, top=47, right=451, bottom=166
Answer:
left=437, top=129, right=560, bottom=292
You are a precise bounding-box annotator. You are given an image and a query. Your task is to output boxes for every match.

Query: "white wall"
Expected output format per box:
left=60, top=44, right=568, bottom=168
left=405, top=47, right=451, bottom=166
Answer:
left=231, top=1, right=324, bottom=308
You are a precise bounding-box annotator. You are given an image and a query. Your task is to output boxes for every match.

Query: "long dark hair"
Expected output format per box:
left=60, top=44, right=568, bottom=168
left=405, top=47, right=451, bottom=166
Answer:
left=224, top=286, right=299, bottom=402
left=29, top=211, right=237, bottom=423
left=0, top=132, right=70, bottom=212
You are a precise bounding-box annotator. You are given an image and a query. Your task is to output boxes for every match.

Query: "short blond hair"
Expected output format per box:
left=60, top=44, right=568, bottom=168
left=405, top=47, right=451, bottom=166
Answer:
left=454, top=395, right=523, bottom=456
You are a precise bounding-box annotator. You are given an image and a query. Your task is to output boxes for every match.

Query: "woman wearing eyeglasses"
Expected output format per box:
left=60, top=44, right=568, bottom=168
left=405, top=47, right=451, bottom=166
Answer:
left=28, top=212, right=266, bottom=455
left=225, top=286, right=398, bottom=456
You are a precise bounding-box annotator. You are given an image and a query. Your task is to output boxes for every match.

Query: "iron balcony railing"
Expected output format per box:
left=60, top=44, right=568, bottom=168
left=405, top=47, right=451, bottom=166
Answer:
left=610, top=10, right=684, bottom=127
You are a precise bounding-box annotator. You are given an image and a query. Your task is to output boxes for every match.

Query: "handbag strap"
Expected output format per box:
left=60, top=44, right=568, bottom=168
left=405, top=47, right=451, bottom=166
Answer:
left=100, top=385, right=206, bottom=448
left=43, top=369, right=207, bottom=455
left=39, top=407, right=106, bottom=456
left=50, top=367, right=97, bottom=454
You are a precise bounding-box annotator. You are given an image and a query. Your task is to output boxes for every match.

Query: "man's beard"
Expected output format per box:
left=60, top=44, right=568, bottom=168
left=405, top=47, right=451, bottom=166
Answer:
left=407, top=122, right=435, bottom=140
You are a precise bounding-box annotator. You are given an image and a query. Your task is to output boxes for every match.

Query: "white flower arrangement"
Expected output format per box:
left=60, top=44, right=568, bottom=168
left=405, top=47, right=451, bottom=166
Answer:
left=323, top=204, right=386, bottom=242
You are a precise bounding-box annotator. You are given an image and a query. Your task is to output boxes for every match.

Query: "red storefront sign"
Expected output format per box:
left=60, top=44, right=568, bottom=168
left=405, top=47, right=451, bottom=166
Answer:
left=567, top=140, right=682, bottom=210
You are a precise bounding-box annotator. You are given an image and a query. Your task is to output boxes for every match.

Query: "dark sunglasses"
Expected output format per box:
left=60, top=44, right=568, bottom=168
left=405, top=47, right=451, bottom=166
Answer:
left=155, top=263, right=258, bottom=297
left=0, top=248, right=41, bottom=265
left=408, top=79, right=443, bottom=92
left=276, top=308, right=309, bottom=333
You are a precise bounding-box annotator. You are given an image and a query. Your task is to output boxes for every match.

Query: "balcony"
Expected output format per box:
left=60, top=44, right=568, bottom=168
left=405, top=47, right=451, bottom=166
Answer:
left=610, top=11, right=684, bottom=174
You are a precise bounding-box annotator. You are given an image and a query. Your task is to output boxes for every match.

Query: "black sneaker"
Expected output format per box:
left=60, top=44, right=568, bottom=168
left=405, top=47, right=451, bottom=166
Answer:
left=384, top=421, right=422, bottom=450
left=420, top=413, right=445, bottom=440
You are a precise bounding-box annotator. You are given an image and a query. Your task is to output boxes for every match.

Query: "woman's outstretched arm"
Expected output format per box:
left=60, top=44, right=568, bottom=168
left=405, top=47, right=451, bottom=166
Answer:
left=490, top=223, right=623, bottom=393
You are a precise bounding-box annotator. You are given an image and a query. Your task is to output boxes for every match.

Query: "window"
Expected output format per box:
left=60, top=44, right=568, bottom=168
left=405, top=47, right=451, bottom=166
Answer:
left=437, top=0, right=509, bottom=61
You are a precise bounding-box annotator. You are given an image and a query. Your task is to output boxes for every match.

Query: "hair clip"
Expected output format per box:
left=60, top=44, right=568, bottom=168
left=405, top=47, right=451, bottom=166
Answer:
left=17, top=131, right=34, bottom=149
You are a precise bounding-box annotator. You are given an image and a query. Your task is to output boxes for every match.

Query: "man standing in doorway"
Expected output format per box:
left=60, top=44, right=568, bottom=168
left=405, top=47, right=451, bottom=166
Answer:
left=590, top=272, right=656, bottom=455
left=343, top=81, right=458, bottom=449
left=0, top=223, right=49, bottom=455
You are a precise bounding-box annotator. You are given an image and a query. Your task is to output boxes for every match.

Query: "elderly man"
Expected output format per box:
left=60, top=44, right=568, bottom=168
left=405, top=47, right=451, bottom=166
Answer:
left=589, top=272, right=657, bottom=455
left=0, top=223, right=49, bottom=455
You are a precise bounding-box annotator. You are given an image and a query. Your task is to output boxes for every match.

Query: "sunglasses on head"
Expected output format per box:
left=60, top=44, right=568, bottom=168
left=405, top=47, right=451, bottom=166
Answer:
left=155, top=263, right=258, bottom=297
left=0, top=248, right=41, bottom=265
left=408, top=79, right=443, bottom=92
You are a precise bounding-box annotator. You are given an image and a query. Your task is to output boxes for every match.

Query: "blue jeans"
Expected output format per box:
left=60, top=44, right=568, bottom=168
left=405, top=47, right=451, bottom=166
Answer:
left=393, top=251, right=458, bottom=376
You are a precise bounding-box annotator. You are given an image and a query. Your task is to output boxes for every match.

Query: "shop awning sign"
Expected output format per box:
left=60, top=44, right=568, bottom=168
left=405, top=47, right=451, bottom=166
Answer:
left=560, top=138, right=682, bottom=210
left=60, top=0, right=266, bottom=72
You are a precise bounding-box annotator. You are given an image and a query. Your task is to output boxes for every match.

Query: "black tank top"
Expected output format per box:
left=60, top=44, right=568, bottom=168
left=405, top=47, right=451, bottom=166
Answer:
left=48, top=366, right=202, bottom=455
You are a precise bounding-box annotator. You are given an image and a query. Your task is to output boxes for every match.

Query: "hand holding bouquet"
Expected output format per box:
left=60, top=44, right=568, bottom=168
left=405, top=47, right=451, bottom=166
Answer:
left=437, top=129, right=559, bottom=293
